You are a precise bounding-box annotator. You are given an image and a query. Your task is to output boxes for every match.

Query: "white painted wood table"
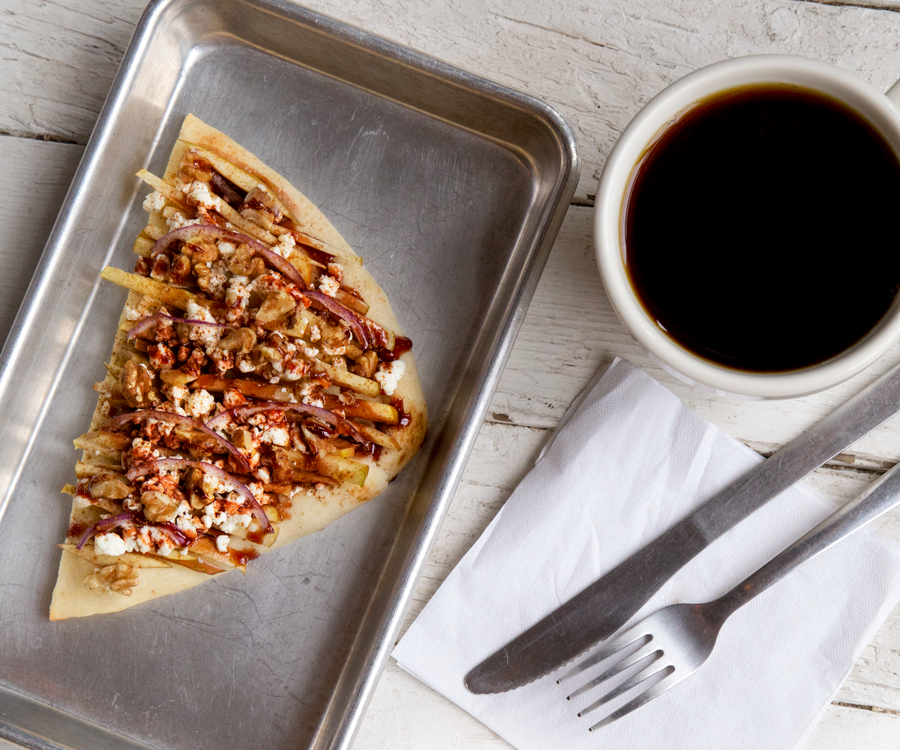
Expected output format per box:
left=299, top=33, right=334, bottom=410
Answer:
left=2, top=0, right=900, bottom=748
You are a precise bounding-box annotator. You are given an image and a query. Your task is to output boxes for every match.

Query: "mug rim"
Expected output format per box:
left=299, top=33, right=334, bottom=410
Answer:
left=594, top=54, right=900, bottom=399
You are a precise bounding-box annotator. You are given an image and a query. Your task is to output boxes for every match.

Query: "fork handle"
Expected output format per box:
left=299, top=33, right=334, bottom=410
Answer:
left=716, top=459, right=900, bottom=617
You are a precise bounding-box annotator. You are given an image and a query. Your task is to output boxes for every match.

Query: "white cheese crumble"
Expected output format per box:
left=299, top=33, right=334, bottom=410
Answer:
left=218, top=513, right=252, bottom=534
left=186, top=180, right=222, bottom=211
left=166, top=211, right=193, bottom=231
left=163, top=383, right=189, bottom=408
left=94, top=532, right=126, bottom=557
left=274, top=233, right=296, bottom=258
left=217, top=241, right=236, bottom=259
left=375, top=359, right=406, bottom=396
left=318, top=274, right=340, bottom=298
left=142, top=191, right=166, bottom=214
left=259, top=426, right=290, bottom=447
left=216, top=534, right=230, bottom=553
left=186, top=389, right=215, bottom=419
left=203, top=262, right=228, bottom=299
left=185, top=299, right=215, bottom=323
left=225, top=276, right=250, bottom=313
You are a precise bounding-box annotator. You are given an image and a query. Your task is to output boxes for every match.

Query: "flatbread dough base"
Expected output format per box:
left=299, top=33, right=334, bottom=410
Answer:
left=49, top=115, right=426, bottom=620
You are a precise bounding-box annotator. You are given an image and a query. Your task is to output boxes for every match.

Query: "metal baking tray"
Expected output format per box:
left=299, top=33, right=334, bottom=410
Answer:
left=0, top=1, right=578, bottom=748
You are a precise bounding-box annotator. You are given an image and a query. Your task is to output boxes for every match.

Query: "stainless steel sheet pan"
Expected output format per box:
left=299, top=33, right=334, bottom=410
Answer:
left=0, top=1, right=578, bottom=748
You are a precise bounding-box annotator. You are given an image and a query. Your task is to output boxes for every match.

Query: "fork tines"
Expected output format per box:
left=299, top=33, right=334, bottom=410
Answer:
left=558, top=623, right=676, bottom=731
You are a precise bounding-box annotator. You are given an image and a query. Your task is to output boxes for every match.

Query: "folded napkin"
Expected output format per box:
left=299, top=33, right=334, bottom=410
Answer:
left=393, top=358, right=900, bottom=750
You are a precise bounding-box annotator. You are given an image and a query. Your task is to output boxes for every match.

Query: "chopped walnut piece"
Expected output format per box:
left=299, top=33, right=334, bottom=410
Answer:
left=218, top=327, right=257, bottom=353
left=228, top=246, right=266, bottom=278
left=141, top=490, right=179, bottom=523
left=84, top=563, right=139, bottom=596
left=351, top=351, right=379, bottom=379
left=121, top=360, right=160, bottom=408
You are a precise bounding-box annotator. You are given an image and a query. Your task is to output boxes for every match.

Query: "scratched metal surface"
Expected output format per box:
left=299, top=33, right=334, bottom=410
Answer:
left=0, top=1, right=577, bottom=749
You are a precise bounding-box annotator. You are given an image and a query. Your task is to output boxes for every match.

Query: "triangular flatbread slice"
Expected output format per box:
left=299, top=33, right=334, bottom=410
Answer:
left=49, top=115, right=426, bottom=619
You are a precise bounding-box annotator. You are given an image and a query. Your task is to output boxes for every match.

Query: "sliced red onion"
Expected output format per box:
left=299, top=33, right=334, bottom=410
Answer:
left=158, top=522, right=192, bottom=548
left=253, top=243, right=306, bottom=288
left=126, top=458, right=272, bottom=536
left=126, top=313, right=228, bottom=340
left=76, top=512, right=139, bottom=551
left=104, top=409, right=251, bottom=474
left=304, top=290, right=370, bottom=348
left=229, top=401, right=367, bottom=443
left=205, top=410, right=235, bottom=431
left=150, top=225, right=305, bottom=287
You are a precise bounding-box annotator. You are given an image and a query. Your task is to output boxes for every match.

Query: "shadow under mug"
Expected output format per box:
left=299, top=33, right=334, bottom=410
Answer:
left=594, top=55, right=900, bottom=400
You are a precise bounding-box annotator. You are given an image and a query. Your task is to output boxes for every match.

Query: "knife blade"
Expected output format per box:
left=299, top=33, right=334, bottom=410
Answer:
left=464, top=361, right=900, bottom=694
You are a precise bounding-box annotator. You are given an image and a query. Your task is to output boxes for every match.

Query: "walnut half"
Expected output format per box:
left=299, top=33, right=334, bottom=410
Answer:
left=84, top=563, right=140, bottom=597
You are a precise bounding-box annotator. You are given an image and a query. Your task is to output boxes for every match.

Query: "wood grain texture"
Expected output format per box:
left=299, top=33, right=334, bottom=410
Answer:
left=3, top=0, right=900, bottom=747
left=356, top=664, right=900, bottom=750
left=6, top=0, right=900, bottom=200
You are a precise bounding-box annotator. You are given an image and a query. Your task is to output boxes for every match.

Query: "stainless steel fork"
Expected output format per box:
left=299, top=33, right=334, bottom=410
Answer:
left=559, top=457, right=900, bottom=732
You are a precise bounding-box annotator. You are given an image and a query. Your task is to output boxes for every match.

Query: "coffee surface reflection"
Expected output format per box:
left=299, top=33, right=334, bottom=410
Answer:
left=624, top=84, right=900, bottom=373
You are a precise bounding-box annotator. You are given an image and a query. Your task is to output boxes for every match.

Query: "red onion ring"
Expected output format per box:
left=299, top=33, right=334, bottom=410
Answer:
left=126, top=313, right=228, bottom=340
left=150, top=225, right=306, bottom=288
left=126, top=458, right=272, bottom=536
left=104, top=409, right=251, bottom=474
left=76, top=512, right=139, bottom=550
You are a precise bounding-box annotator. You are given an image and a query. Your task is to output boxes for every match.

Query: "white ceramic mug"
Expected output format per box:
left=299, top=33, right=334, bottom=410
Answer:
left=595, top=55, right=900, bottom=399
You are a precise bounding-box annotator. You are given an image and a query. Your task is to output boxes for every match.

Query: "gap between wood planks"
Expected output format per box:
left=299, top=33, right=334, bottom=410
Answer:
left=796, top=0, right=900, bottom=12
left=834, top=701, right=900, bottom=716
left=0, top=130, right=78, bottom=145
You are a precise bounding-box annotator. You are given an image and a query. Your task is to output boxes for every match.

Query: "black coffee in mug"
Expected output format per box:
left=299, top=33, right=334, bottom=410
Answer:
left=623, top=84, right=900, bottom=373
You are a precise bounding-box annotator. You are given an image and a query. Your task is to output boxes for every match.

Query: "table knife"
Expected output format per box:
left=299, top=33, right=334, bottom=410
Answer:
left=464, top=361, right=900, bottom=694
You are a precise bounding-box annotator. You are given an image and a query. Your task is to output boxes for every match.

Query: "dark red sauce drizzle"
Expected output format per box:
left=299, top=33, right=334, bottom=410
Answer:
left=377, top=336, right=413, bottom=362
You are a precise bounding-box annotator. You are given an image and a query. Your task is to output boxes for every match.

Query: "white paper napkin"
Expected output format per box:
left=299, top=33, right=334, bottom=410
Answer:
left=393, top=358, right=900, bottom=750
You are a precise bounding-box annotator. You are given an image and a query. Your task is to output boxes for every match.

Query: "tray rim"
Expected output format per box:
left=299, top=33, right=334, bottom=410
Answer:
left=0, top=0, right=580, bottom=748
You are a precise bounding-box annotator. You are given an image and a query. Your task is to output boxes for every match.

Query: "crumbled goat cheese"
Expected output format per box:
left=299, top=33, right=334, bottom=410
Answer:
left=216, top=534, right=230, bottom=553
left=201, top=471, right=228, bottom=497
left=184, top=300, right=220, bottom=348
left=225, top=276, right=250, bottom=313
left=203, top=262, right=228, bottom=298
left=94, top=532, right=126, bottom=557
left=274, top=233, right=296, bottom=258
left=186, top=300, right=215, bottom=323
left=318, top=274, right=340, bottom=297
left=186, top=389, right=216, bottom=419
left=142, top=191, right=166, bottom=214
left=375, top=359, right=406, bottom=396
left=217, top=241, right=236, bottom=259
left=186, top=180, right=221, bottom=211
left=259, top=426, right=290, bottom=447
left=164, top=383, right=189, bottom=408
left=218, top=512, right=252, bottom=534
left=166, top=211, right=193, bottom=231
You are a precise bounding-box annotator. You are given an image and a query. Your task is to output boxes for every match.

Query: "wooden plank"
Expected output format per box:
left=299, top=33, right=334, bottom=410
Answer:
left=0, top=0, right=142, bottom=143
left=0, top=137, right=83, bottom=345
left=491, top=205, right=900, bottom=465
left=5, top=0, right=900, bottom=201
left=355, top=662, right=900, bottom=750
